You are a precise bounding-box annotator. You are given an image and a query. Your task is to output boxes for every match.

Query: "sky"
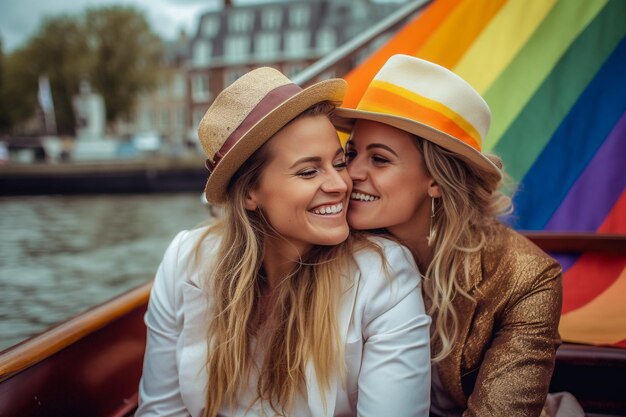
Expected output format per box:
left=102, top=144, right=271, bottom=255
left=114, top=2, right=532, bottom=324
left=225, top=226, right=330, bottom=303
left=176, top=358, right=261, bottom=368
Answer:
left=0, top=0, right=224, bottom=52
left=0, top=0, right=405, bottom=53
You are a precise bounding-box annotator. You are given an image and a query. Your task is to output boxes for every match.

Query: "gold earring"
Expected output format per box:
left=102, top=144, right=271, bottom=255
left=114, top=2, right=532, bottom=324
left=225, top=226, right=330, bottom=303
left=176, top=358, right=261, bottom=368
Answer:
left=428, top=196, right=436, bottom=246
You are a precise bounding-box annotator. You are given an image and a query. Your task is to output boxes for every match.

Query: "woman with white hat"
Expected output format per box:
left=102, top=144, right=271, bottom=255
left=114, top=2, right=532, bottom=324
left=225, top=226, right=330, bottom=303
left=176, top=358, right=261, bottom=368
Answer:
left=334, top=55, right=563, bottom=416
left=135, top=67, right=431, bottom=417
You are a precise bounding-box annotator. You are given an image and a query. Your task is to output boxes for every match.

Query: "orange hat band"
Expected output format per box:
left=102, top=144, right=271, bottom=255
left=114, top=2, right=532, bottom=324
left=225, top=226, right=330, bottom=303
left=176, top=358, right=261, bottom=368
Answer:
left=356, top=80, right=482, bottom=152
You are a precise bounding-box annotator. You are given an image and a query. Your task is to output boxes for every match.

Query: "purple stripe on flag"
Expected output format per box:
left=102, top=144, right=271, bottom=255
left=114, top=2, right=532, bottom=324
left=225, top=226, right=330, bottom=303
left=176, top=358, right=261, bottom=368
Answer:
left=545, top=112, right=626, bottom=271
left=545, top=111, right=626, bottom=232
left=553, top=253, right=579, bottom=273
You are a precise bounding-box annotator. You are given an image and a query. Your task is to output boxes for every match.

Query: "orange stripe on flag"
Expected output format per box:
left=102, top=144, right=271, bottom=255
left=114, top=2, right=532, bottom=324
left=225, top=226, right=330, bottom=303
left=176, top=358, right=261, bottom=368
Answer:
left=343, top=0, right=463, bottom=108
left=418, top=0, right=507, bottom=70
left=559, top=267, right=626, bottom=345
left=360, top=85, right=481, bottom=151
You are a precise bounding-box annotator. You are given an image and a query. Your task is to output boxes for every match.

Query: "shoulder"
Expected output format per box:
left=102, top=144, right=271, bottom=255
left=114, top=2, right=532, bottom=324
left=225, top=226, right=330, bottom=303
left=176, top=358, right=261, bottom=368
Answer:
left=172, top=225, right=219, bottom=254
left=482, top=224, right=561, bottom=287
left=352, top=235, right=421, bottom=295
left=158, top=226, right=221, bottom=288
left=352, top=235, right=416, bottom=271
left=486, top=224, right=559, bottom=268
left=349, top=236, right=424, bottom=328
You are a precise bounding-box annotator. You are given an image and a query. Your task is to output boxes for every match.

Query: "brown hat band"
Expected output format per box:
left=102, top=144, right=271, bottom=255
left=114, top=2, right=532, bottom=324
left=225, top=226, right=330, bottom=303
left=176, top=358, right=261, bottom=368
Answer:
left=205, top=83, right=303, bottom=174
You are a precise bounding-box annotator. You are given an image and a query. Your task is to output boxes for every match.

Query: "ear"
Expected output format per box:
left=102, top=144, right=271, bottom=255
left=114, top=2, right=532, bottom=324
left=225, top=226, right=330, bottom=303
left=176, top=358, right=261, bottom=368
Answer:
left=427, top=179, right=442, bottom=199
left=244, top=189, right=258, bottom=211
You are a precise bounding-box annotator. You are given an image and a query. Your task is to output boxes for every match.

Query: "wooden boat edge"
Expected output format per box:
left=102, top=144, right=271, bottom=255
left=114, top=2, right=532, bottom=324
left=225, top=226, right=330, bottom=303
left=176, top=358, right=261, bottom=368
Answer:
left=0, top=281, right=152, bottom=381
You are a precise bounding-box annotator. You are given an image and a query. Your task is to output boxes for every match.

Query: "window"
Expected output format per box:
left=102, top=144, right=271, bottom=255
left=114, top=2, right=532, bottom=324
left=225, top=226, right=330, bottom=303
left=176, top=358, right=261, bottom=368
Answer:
left=255, top=32, right=280, bottom=59
left=318, top=69, right=338, bottom=80
left=192, top=73, right=210, bottom=102
left=351, top=4, right=367, bottom=20
left=176, top=107, right=185, bottom=129
left=192, top=41, right=212, bottom=67
left=158, top=81, right=169, bottom=98
left=284, top=30, right=309, bottom=57
left=262, top=8, right=282, bottom=30
left=285, top=62, right=307, bottom=79
left=224, top=36, right=250, bottom=61
left=160, top=109, right=170, bottom=129
left=345, top=24, right=361, bottom=41
left=289, top=5, right=310, bottom=27
left=172, top=73, right=186, bottom=97
left=203, top=16, right=220, bottom=37
left=224, top=67, right=249, bottom=87
left=140, top=109, right=151, bottom=128
left=316, top=27, right=336, bottom=53
left=229, top=10, right=254, bottom=33
left=193, top=108, right=206, bottom=130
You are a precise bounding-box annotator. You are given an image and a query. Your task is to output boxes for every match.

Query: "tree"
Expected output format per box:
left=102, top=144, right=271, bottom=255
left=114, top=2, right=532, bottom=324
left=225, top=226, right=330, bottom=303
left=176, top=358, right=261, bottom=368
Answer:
left=85, top=6, right=163, bottom=124
left=3, top=6, right=163, bottom=134
left=4, top=16, right=91, bottom=134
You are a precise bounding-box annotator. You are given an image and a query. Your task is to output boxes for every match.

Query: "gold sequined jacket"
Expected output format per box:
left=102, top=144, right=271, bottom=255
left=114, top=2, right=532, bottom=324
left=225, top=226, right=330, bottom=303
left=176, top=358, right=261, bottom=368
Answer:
left=434, top=223, right=563, bottom=417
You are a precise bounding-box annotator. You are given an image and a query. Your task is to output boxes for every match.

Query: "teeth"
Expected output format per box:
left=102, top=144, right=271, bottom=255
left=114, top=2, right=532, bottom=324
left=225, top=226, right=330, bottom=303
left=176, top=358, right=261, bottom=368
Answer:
left=313, top=202, right=344, bottom=215
left=351, top=192, right=379, bottom=202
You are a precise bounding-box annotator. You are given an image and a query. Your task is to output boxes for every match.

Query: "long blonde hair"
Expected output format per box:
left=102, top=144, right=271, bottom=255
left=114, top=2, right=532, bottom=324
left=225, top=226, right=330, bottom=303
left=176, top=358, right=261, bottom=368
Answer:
left=197, top=102, right=358, bottom=416
left=417, top=139, right=512, bottom=362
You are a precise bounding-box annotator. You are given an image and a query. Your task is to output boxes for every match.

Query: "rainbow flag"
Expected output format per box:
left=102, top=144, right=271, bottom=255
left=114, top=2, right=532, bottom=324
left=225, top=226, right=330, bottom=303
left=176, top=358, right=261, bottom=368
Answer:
left=343, top=0, right=626, bottom=347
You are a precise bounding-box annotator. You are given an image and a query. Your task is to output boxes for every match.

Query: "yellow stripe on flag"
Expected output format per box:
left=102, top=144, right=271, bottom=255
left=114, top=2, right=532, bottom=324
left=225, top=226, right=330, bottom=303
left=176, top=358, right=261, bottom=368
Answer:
left=418, top=0, right=506, bottom=70
left=454, top=0, right=559, bottom=94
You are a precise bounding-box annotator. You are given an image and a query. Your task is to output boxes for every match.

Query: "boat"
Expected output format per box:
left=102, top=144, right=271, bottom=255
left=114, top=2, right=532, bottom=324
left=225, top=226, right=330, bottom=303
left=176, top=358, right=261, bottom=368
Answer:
left=2, top=1, right=625, bottom=415
left=0, top=282, right=149, bottom=417
left=1, top=232, right=625, bottom=417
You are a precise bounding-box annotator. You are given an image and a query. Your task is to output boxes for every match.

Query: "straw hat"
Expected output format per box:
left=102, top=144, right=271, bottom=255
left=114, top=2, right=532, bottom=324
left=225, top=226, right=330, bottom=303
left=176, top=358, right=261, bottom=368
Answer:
left=332, top=55, right=501, bottom=178
left=198, top=67, right=346, bottom=203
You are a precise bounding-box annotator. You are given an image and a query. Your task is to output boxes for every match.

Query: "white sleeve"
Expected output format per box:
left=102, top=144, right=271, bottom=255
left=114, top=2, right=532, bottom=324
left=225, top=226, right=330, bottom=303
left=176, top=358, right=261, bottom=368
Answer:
left=356, top=243, right=431, bottom=417
left=135, top=231, right=190, bottom=417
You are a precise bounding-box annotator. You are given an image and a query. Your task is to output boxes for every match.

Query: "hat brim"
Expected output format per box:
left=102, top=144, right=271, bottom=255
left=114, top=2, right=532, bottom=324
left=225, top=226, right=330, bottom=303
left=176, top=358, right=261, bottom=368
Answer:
left=205, top=78, right=347, bottom=204
left=332, top=108, right=502, bottom=179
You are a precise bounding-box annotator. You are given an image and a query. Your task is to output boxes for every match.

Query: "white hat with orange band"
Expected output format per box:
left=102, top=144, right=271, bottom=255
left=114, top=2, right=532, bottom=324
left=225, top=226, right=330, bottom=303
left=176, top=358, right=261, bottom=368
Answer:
left=332, top=54, right=501, bottom=179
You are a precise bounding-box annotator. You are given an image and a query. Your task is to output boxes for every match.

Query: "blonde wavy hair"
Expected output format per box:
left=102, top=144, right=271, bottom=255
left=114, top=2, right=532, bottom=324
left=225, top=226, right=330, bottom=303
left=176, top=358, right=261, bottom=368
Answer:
left=196, top=102, right=362, bottom=416
left=417, top=138, right=513, bottom=362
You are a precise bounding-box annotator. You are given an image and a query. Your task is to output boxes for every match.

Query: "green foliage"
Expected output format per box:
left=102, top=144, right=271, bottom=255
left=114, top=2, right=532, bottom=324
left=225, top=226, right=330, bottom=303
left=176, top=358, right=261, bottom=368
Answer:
left=5, top=16, right=90, bottom=134
left=2, top=6, right=164, bottom=134
left=85, top=6, right=163, bottom=123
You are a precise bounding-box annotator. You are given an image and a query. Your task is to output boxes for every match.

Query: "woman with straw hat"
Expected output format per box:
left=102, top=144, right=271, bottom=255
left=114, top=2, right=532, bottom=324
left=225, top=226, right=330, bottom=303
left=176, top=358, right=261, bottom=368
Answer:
left=135, top=67, right=431, bottom=417
left=333, top=55, right=564, bottom=416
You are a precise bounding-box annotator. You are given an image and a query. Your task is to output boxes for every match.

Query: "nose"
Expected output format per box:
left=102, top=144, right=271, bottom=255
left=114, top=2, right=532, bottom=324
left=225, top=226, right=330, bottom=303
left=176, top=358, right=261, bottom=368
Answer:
left=321, top=168, right=350, bottom=194
left=347, top=157, right=366, bottom=182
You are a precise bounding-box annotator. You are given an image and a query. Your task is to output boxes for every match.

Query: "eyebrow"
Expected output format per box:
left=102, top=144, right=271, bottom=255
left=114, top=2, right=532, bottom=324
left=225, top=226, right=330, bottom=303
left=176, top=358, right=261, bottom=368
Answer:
left=366, top=143, right=399, bottom=157
left=289, top=148, right=344, bottom=169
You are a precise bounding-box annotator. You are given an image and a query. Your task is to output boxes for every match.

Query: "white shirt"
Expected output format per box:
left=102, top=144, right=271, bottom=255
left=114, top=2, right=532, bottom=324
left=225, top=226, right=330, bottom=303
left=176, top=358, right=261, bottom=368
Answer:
left=136, top=228, right=431, bottom=417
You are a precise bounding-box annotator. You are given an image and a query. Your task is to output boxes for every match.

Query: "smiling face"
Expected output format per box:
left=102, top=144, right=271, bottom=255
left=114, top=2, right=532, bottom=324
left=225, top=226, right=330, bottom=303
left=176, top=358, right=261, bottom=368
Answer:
left=346, top=120, right=437, bottom=239
left=246, top=115, right=352, bottom=257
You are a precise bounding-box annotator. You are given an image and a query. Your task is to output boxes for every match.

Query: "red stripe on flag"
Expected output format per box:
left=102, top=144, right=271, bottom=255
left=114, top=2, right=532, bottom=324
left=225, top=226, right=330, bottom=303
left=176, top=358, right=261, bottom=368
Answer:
left=562, top=255, right=626, bottom=315
left=598, top=189, right=626, bottom=234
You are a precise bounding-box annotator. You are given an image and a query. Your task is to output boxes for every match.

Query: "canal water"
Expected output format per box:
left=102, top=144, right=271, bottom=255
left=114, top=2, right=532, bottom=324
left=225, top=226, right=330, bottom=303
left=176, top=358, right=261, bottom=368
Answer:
left=0, top=193, right=210, bottom=351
